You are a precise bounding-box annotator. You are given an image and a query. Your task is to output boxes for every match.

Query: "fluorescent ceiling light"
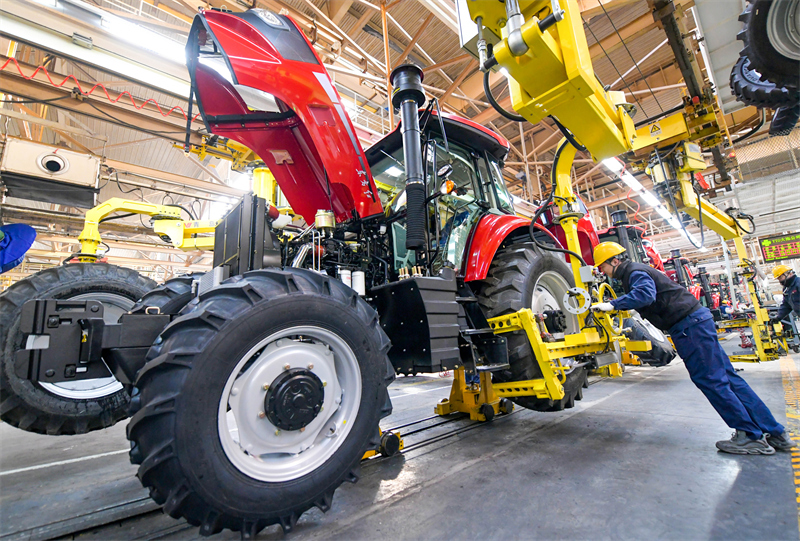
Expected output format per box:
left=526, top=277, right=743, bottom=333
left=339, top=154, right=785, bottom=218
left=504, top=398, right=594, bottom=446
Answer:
left=655, top=206, right=671, bottom=219
left=601, top=157, right=624, bottom=173
left=103, top=15, right=185, bottom=64
left=640, top=191, right=660, bottom=208
left=620, top=172, right=643, bottom=191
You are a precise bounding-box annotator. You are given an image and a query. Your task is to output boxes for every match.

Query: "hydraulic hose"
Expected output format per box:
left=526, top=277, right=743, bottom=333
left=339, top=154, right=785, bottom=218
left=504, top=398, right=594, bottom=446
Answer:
left=654, top=148, right=704, bottom=250
left=731, top=109, right=765, bottom=145
left=483, top=69, right=525, bottom=122
left=527, top=141, right=587, bottom=267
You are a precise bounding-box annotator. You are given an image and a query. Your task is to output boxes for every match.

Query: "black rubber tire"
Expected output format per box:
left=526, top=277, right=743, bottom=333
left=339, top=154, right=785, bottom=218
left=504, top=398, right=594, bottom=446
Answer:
left=0, top=264, right=156, bottom=435
left=476, top=243, right=588, bottom=412
left=770, top=103, right=800, bottom=135
left=737, top=0, right=800, bottom=89
left=127, top=268, right=394, bottom=537
left=622, top=314, right=676, bottom=367
left=730, top=56, right=799, bottom=108
left=130, top=273, right=203, bottom=315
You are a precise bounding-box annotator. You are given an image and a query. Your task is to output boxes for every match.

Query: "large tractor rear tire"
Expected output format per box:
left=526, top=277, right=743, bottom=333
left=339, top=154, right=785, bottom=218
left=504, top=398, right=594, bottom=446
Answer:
left=737, top=0, right=800, bottom=89
left=0, top=264, right=155, bottom=435
left=476, top=243, right=588, bottom=412
left=730, top=56, right=798, bottom=108
left=127, top=269, right=394, bottom=537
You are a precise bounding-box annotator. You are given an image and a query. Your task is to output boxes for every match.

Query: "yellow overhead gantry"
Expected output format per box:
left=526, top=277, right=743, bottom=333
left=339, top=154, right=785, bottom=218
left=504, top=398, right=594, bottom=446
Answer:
left=453, top=0, right=781, bottom=386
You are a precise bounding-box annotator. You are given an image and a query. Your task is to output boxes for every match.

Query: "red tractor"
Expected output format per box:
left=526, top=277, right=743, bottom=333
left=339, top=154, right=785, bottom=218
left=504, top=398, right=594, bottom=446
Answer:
left=598, top=210, right=664, bottom=272
left=664, top=249, right=704, bottom=301
left=1, top=8, right=668, bottom=537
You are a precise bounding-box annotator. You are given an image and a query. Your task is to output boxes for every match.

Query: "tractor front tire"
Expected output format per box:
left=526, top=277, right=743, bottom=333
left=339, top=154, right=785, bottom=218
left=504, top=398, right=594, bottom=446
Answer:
left=0, top=264, right=155, bottom=435
left=477, top=243, right=588, bottom=412
left=130, top=273, right=202, bottom=315
left=623, top=314, right=676, bottom=367
left=127, top=269, right=394, bottom=537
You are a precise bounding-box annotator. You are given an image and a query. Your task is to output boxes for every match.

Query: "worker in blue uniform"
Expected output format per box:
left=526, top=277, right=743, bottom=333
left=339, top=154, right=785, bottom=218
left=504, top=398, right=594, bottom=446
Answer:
left=772, top=265, right=800, bottom=322
left=591, top=242, right=794, bottom=455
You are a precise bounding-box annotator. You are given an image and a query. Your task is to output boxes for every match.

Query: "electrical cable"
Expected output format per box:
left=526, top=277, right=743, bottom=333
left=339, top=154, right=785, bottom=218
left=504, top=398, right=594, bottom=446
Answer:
left=598, top=3, right=664, bottom=113
left=0, top=96, right=71, bottom=104
left=731, top=109, right=766, bottom=145
left=85, top=101, right=188, bottom=136
left=0, top=57, right=202, bottom=123
left=654, top=148, right=704, bottom=249
left=581, top=15, right=647, bottom=117
left=725, top=208, right=756, bottom=234
left=165, top=204, right=196, bottom=220
left=113, top=172, right=145, bottom=200
left=99, top=212, right=137, bottom=224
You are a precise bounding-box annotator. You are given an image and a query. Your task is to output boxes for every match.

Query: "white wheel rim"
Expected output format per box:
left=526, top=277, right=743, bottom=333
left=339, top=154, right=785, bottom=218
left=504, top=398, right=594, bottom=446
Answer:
left=38, top=291, right=128, bottom=399
left=531, top=271, right=579, bottom=336
left=218, top=325, right=362, bottom=483
left=767, top=0, right=800, bottom=61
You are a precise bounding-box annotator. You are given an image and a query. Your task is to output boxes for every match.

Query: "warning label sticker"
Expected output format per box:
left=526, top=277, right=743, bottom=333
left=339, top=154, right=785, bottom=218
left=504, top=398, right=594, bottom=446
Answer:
left=649, top=123, right=662, bottom=137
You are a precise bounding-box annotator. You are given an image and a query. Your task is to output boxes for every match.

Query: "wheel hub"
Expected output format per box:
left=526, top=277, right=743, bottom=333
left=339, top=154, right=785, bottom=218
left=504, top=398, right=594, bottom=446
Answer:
left=767, top=0, right=800, bottom=61
left=265, top=368, right=324, bottom=431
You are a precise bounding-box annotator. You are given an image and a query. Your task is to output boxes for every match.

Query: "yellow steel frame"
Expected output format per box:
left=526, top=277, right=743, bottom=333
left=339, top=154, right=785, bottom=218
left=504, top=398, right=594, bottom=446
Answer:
left=464, top=0, right=779, bottom=363
left=77, top=197, right=217, bottom=262
left=434, top=129, right=654, bottom=419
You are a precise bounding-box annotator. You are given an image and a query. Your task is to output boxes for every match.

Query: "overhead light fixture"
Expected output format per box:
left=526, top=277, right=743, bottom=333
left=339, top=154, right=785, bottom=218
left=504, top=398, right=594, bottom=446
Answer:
left=601, top=157, right=624, bottom=173
left=619, top=171, right=644, bottom=191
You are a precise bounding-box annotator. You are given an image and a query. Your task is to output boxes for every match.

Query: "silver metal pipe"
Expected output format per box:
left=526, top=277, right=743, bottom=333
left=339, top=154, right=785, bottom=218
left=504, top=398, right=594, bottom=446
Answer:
left=291, top=243, right=312, bottom=268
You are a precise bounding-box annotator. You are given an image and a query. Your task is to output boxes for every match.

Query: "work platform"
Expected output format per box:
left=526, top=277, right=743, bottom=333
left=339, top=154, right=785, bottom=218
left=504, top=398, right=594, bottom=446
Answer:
left=1, top=347, right=798, bottom=540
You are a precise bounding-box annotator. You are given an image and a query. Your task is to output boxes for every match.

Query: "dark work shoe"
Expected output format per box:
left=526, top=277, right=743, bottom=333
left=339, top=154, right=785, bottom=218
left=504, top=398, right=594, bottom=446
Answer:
left=766, top=431, right=798, bottom=451
left=715, top=430, right=776, bottom=455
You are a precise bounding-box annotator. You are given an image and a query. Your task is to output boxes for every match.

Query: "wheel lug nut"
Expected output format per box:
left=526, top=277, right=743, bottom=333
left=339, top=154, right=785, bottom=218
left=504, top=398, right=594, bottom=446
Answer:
left=283, top=364, right=291, bottom=370
left=258, top=411, right=266, bottom=418
left=307, top=363, right=314, bottom=370
left=262, top=384, right=269, bottom=391
left=275, top=429, right=281, bottom=436
left=300, top=427, right=305, bottom=432
left=323, top=381, right=327, bottom=387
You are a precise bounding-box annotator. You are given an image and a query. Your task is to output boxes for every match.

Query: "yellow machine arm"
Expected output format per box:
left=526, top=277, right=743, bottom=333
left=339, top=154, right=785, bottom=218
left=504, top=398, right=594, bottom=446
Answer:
left=77, top=198, right=217, bottom=262
left=467, top=0, right=636, bottom=161
left=462, top=0, right=779, bottom=362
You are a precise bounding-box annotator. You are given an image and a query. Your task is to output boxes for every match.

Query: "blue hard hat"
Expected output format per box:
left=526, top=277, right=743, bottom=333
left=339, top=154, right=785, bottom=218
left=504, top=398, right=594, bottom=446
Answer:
left=0, top=224, right=36, bottom=273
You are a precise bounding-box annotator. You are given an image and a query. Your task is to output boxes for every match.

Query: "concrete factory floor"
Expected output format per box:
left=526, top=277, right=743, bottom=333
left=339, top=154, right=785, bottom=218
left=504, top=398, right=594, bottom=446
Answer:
left=1, top=336, right=798, bottom=540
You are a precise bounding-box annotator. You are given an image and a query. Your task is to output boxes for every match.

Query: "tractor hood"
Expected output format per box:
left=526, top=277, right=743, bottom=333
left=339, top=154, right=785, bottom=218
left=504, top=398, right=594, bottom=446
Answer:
left=186, top=8, right=383, bottom=224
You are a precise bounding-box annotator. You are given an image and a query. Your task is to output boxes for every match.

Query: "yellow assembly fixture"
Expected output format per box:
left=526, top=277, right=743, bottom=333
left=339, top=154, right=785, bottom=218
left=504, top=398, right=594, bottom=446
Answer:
left=77, top=198, right=218, bottom=262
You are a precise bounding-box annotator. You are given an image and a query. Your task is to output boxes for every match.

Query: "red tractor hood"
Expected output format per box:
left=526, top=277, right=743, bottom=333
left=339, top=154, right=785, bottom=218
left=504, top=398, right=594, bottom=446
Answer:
left=186, top=9, right=383, bottom=224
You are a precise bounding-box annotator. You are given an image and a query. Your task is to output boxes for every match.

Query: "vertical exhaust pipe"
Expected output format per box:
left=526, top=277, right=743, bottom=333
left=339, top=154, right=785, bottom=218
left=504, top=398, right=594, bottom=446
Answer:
left=390, top=65, right=427, bottom=251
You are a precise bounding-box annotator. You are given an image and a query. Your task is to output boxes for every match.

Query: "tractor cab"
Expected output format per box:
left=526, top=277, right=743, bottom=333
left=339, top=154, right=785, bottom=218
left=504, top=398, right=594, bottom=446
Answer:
left=365, top=111, right=512, bottom=272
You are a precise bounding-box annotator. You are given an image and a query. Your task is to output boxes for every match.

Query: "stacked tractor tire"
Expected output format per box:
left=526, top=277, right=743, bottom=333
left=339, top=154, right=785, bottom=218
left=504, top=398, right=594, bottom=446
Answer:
left=730, top=0, right=800, bottom=135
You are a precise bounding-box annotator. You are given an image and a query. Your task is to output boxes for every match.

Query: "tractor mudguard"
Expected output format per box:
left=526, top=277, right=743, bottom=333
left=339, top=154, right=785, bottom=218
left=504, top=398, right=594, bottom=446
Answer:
left=464, top=214, right=595, bottom=282
left=187, top=9, right=383, bottom=225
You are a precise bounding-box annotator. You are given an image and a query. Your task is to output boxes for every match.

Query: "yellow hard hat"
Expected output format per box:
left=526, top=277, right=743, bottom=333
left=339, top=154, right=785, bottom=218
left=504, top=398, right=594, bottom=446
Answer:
left=773, top=264, right=792, bottom=279
left=594, top=241, right=626, bottom=266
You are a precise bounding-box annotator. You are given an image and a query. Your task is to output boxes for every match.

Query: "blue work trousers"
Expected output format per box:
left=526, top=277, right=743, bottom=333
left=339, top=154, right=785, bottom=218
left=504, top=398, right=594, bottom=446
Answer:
left=669, top=307, right=784, bottom=440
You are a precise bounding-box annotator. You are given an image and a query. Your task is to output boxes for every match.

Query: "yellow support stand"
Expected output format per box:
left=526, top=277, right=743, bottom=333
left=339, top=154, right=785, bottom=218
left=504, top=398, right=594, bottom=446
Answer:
left=435, top=369, right=503, bottom=421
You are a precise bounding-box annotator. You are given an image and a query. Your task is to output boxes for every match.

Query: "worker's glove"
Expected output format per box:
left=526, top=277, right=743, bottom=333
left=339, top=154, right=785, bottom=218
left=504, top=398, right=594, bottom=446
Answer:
left=591, top=302, right=615, bottom=312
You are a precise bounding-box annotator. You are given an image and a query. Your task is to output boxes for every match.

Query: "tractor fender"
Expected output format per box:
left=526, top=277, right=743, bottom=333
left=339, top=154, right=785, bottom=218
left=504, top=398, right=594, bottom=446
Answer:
left=463, top=214, right=561, bottom=282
